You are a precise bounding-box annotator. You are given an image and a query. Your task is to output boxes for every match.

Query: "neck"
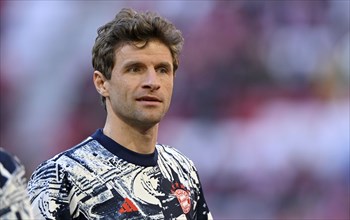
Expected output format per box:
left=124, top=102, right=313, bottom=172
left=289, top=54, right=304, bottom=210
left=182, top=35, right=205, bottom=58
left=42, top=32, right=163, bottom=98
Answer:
left=103, top=115, right=158, bottom=154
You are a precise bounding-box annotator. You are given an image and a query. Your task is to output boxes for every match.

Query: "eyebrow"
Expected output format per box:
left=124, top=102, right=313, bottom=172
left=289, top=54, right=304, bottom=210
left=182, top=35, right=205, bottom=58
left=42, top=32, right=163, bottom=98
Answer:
left=123, top=61, right=144, bottom=67
left=122, top=61, right=145, bottom=70
left=122, top=61, right=172, bottom=70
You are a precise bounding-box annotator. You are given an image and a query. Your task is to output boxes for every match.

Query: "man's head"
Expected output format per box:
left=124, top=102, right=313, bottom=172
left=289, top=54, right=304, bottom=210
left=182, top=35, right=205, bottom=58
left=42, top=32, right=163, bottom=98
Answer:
left=92, top=8, right=184, bottom=109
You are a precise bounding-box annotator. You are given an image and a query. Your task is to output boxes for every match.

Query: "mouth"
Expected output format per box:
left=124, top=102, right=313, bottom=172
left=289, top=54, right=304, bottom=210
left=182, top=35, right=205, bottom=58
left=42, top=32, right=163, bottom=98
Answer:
left=136, top=96, right=162, bottom=103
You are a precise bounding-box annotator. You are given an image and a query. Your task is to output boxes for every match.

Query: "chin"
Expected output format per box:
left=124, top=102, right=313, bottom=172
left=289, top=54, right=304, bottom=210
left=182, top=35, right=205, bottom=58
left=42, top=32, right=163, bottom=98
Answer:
left=138, top=116, right=163, bottom=127
left=131, top=111, right=167, bottom=127
left=142, top=118, right=162, bottom=126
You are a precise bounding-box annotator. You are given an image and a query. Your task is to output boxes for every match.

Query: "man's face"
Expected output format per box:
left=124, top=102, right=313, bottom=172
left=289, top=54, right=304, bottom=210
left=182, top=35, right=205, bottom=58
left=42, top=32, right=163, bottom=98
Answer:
left=105, top=40, right=174, bottom=128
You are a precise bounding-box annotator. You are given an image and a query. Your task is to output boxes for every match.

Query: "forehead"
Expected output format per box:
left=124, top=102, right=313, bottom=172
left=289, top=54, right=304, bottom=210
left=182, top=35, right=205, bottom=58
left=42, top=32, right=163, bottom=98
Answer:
left=115, top=40, right=173, bottom=65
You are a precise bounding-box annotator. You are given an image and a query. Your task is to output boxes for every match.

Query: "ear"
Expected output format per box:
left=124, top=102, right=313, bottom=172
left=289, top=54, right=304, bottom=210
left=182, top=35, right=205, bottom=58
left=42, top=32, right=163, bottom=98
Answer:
left=93, top=71, right=109, bottom=97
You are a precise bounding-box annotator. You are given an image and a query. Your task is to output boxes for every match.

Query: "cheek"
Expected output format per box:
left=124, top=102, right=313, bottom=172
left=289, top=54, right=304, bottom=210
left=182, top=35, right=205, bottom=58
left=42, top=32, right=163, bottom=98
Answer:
left=163, top=84, right=174, bottom=109
left=111, top=78, right=130, bottom=96
left=164, top=78, right=174, bottom=94
left=169, top=83, right=174, bottom=97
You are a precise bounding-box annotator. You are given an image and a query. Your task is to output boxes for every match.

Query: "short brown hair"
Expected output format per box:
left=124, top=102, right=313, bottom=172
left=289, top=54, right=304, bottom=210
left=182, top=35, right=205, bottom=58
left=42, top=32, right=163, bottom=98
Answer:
left=92, top=8, right=184, bottom=108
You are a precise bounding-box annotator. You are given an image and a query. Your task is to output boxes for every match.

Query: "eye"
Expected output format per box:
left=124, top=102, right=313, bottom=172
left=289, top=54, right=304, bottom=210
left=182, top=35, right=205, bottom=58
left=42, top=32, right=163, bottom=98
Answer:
left=157, top=67, right=170, bottom=74
left=128, top=66, right=141, bottom=73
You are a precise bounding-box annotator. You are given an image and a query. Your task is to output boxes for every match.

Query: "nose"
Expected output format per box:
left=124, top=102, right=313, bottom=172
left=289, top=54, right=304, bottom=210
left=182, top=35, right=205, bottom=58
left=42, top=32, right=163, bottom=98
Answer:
left=142, top=69, right=160, bottom=91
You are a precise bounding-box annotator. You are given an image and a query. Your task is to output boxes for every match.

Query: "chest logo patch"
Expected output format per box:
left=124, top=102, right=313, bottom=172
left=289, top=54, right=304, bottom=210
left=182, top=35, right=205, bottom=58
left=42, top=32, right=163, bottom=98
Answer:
left=171, top=183, right=191, bottom=214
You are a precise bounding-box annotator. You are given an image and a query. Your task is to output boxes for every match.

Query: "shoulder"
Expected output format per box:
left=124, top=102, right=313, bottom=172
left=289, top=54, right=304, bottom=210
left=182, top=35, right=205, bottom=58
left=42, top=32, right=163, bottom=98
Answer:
left=28, top=137, right=94, bottom=184
left=0, top=148, right=27, bottom=186
left=156, top=144, right=194, bottom=164
left=0, top=148, right=22, bottom=174
left=0, top=148, right=27, bottom=190
left=156, top=144, right=203, bottom=197
left=0, top=148, right=34, bottom=219
left=156, top=144, right=198, bottom=176
left=27, top=137, right=97, bottom=219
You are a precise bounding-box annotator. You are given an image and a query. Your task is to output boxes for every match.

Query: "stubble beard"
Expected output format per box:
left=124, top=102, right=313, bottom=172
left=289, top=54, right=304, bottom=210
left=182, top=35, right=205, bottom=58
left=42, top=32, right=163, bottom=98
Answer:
left=131, top=107, right=167, bottom=128
left=117, top=103, right=169, bottom=131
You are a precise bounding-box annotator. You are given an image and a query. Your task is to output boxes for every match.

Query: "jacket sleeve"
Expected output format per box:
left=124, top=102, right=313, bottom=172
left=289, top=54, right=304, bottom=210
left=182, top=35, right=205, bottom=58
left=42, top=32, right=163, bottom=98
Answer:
left=195, top=171, right=213, bottom=220
left=27, top=160, right=73, bottom=219
left=0, top=149, right=34, bottom=219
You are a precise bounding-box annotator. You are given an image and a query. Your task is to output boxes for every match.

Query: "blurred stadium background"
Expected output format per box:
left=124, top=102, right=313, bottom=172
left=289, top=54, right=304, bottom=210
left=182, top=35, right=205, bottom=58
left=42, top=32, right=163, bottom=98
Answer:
left=0, top=1, right=349, bottom=219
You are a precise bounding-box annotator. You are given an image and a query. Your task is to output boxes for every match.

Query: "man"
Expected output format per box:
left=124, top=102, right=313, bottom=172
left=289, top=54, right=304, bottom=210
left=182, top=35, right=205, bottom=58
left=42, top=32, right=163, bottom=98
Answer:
left=0, top=148, right=33, bottom=219
left=28, top=8, right=212, bottom=219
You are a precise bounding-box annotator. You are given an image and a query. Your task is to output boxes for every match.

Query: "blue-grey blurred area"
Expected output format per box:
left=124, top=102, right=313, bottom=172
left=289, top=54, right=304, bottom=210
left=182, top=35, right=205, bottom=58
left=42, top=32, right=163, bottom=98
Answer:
left=0, top=1, right=349, bottom=219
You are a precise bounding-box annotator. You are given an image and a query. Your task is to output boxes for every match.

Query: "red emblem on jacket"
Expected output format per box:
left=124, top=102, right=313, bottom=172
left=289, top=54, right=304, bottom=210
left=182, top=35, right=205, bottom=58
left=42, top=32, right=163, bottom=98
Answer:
left=171, top=182, right=191, bottom=214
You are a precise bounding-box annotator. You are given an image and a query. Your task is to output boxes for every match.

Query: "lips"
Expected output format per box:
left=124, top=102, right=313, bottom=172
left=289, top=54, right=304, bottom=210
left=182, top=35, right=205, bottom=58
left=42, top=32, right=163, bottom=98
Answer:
left=136, top=96, right=162, bottom=102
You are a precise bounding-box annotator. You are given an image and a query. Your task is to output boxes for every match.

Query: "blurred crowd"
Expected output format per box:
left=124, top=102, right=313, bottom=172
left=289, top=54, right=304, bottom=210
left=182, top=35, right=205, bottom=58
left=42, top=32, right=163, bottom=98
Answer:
left=0, top=1, right=349, bottom=219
